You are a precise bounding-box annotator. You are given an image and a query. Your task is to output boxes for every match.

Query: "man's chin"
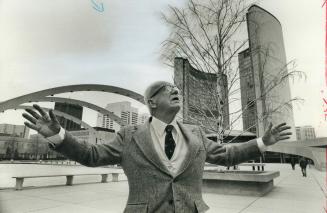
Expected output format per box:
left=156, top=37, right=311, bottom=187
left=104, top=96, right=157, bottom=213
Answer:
left=170, top=100, right=181, bottom=106
left=171, top=105, right=181, bottom=113
left=171, top=102, right=181, bottom=108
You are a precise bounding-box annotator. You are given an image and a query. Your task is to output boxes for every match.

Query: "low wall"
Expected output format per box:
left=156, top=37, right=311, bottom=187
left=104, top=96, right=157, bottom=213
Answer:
left=202, top=170, right=280, bottom=196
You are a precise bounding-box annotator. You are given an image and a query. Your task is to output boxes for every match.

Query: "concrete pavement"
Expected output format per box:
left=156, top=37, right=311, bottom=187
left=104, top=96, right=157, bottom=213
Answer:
left=0, top=163, right=325, bottom=213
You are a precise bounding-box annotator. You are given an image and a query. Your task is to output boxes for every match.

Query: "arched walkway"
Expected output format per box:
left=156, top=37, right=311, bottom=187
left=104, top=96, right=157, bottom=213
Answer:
left=0, top=84, right=145, bottom=112
left=0, top=84, right=145, bottom=129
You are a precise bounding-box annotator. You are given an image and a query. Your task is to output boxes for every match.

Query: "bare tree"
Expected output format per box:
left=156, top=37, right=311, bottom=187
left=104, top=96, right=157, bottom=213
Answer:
left=161, top=0, right=304, bottom=141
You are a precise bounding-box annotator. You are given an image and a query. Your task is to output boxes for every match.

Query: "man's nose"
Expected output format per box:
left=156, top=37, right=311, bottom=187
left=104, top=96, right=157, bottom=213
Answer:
left=171, top=87, right=179, bottom=95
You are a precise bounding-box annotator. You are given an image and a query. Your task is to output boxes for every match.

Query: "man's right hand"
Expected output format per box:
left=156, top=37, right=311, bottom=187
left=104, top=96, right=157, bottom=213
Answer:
left=22, top=104, right=61, bottom=137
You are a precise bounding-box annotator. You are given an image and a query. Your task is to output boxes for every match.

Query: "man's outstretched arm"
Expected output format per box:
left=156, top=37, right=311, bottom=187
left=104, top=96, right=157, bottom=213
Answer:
left=23, top=104, right=124, bottom=167
left=203, top=123, right=292, bottom=166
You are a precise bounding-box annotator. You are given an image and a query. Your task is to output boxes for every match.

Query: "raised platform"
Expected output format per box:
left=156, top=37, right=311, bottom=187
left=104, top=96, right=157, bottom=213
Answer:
left=202, top=170, right=280, bottom=196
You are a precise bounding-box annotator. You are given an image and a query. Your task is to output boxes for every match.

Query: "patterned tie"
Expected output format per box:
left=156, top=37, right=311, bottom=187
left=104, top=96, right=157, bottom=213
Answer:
left=165, top=125, right=176, bottom=160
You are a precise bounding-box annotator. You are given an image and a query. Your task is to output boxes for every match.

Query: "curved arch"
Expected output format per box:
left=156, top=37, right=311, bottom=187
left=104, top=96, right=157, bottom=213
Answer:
left=14, top=106, right=95, bottom=134
left=30, top=97, right=126, bottom=126
left=268, top=142, right=326, bottom=171
left=0, top=84, right=145, bottom=112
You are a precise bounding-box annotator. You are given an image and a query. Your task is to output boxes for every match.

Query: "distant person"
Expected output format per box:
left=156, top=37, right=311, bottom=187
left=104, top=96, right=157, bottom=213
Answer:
left=22, top=81, right=292, bottom=213
left=299, top=157, right=308, bottom=177
left=290, top=157, right=296, bottom=170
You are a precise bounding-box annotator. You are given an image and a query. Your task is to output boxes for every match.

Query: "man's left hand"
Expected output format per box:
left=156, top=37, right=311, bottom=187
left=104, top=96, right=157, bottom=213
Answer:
left=262, top=123, right=292, bottom=146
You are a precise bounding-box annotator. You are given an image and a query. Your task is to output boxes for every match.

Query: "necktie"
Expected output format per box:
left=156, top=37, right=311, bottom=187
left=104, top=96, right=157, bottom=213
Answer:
left=165, top=125, right=176, bottom=160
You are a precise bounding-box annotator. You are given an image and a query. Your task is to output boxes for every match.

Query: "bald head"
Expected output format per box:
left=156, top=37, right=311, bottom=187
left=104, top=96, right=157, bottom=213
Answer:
left=144, top=81, right=181, bottom=120
left=144, top=81, right=172, bottom=105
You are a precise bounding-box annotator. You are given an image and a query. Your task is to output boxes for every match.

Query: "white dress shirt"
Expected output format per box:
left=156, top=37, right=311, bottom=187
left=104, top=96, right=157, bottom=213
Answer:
left=150, top=116, right=188, bottom=176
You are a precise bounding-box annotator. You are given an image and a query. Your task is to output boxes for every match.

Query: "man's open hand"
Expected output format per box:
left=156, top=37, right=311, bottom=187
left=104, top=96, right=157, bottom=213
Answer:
left=262, top=123, right=292, bottom=146
left=22, top=104, right=61, bottom=137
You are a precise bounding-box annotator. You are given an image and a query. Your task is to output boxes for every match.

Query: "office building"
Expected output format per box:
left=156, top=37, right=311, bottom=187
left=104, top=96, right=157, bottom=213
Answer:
left=138, top=113, right=150, bottom=124
left=296, top=126, right=316, bottom=141
left=239, top=5, right=296, bottom=140
left=54, top=103, right=83, bottom=131
left=0, top=124, right=29, bottom=138
left=97, top=101, right=138, bottom=132
left=238, top=49, right=259, bottom=134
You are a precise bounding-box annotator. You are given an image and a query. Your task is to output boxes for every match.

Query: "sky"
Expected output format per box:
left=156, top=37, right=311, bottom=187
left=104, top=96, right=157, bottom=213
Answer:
left=0, top=0, right=326, bottom=137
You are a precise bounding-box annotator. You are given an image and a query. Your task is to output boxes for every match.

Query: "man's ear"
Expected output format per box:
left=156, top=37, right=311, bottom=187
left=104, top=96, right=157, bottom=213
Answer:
left=148, top=99, right=157, bottom=109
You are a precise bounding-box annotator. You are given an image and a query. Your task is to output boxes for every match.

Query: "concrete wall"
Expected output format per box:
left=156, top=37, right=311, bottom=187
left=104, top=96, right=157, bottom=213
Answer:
left=174, top=57, right=229, bottom=131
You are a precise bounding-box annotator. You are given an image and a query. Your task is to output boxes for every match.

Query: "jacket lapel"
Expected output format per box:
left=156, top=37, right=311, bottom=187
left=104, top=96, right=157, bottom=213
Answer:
left=176, top=121, right=201, bottom=177
left=132, top=122, right=172, bottom=176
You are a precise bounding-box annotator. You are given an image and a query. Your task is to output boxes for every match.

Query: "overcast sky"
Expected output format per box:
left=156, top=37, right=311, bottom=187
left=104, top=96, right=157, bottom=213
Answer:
left=0, top=0, right=325, bottom=137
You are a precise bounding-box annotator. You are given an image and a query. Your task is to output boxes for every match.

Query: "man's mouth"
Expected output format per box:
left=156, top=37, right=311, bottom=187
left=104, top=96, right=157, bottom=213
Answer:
left=171, top=97, right=179, bottom=101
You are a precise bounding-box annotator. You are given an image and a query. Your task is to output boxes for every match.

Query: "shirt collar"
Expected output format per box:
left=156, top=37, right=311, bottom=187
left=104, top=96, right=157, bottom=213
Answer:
left=151, top=116, right=178, bottom=136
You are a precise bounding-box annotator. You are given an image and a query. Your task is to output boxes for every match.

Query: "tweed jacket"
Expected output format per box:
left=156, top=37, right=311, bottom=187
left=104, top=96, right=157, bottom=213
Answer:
left=54, top=121, right=261, bottom=213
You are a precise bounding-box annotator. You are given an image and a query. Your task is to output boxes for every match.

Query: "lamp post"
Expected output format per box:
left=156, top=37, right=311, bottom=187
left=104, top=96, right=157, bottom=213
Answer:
left=10, top=136, right=15, bottom=161
left=35, top=135, right=39, bottom=160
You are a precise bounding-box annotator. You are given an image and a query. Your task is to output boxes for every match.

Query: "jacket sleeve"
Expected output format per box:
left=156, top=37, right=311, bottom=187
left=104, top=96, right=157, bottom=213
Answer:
left=200, top=128, right=261, bottom=166
left=53, top=128, right=125, bottom=167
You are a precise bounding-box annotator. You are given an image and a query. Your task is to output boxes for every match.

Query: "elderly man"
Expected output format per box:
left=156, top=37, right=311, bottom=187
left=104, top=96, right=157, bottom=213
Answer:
left=23, top=81, right=292, bottom=213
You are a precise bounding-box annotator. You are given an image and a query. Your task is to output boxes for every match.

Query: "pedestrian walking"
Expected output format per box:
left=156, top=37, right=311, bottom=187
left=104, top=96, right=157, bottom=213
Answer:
left=290, top=157, right=296, bottom=170
left=299, top=157, right=308, bottom=177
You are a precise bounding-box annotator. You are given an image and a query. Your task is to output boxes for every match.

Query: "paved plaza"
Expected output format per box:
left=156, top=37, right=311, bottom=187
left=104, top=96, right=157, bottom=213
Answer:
left=0, top=163, right=325, bottom=213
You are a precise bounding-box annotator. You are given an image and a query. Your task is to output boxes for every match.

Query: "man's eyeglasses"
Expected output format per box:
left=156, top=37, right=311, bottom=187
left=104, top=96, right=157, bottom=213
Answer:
left=150, top=85, right=178, bottom=98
